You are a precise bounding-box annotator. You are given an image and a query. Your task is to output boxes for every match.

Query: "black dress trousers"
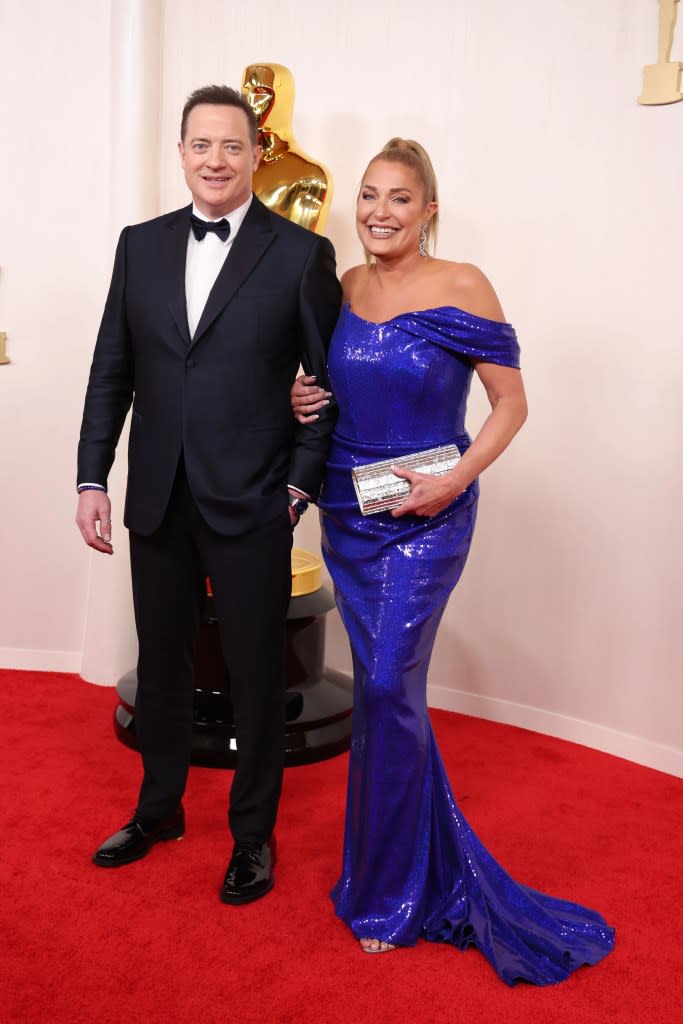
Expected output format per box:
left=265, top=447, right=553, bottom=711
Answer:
left=128, top=457, right=292, bottom=842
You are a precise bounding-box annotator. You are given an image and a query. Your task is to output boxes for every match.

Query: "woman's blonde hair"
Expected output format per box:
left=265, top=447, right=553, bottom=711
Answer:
left=361, top=138, right=439, bottom=258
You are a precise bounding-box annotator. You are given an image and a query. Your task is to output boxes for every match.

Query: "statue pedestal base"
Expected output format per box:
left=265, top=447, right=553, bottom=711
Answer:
left=114, top=583, right=353, bottom=767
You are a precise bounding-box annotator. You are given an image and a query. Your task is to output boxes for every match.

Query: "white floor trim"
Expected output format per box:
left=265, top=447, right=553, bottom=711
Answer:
left=428, top=684, right=683, bottom=779
left=0, top=647, right=82, bottom=674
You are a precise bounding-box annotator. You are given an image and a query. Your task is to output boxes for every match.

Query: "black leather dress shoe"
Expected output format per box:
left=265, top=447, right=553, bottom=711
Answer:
left=220, top=838, right=276, bottom=905
left=92, top=806, right=185, bottom=867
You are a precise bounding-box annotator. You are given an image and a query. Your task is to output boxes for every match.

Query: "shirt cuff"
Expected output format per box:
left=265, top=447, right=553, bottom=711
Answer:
left=287, top=484, right=311, bottom=501
left=77, top=483, right=107, bottom=493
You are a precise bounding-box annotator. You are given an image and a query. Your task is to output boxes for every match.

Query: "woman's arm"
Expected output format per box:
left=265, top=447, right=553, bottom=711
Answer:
left=393, top=264, right=527, bottom=518
left=392, top=363, right=527, bottom=517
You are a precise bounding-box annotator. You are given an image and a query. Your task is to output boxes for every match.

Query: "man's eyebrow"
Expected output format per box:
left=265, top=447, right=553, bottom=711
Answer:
left=189, top=136, right=245, bottom=144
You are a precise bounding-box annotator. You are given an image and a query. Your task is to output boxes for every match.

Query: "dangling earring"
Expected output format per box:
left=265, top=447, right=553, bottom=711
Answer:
left=418, top=224, right=428, bottom=258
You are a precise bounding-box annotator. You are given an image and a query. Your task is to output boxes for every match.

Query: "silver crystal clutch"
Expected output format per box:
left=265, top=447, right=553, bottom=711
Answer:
left=351, top=443, right=461, bottom=516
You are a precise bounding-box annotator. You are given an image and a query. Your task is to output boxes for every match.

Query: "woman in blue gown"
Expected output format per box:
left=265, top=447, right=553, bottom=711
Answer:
left=292, top=139, right=614, bottom=984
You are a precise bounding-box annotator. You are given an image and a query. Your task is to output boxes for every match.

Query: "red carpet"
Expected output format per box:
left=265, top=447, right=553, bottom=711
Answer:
left=1, top=669, right=681, bottom=1024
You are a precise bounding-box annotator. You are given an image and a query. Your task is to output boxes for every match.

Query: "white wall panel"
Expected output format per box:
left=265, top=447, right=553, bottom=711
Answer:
left=0, top=0, right=680, bottom=772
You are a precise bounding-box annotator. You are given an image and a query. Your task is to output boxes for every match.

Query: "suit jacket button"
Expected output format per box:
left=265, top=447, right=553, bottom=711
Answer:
left=186, top=358, right=195, bottom=368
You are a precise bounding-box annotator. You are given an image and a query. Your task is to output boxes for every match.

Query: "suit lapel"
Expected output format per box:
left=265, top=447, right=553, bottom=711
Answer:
left=190, top=197, right=276, bottom=349
left=164, top=205, right=193, bottom=347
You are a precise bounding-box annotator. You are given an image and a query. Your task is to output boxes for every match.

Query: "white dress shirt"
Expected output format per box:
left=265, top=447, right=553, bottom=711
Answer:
left=185, top=195, right=253, bottom=338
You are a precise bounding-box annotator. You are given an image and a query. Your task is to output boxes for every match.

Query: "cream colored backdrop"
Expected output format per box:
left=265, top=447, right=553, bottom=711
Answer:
left=0, top=0, right=680, bottom=775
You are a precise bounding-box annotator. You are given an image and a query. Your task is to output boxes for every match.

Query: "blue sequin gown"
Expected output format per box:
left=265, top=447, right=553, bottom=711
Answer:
left=319, top=304, right=614, bottom=986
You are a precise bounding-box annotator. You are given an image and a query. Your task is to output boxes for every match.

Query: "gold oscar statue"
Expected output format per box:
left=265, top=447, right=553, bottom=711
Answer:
left=0, top=332, right=9, bottom=365
left=241, top=63, right=332, bottom=233
left=639, top=0, right=682, bottom=105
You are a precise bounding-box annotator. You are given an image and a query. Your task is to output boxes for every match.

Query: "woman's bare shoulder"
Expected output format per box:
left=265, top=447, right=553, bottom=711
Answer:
left=433, top=259, right=506, bottom=322
left=340, top=264, right=369, bottom=302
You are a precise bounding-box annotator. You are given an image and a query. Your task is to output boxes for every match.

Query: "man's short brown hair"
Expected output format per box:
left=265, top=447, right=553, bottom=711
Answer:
left=180, top=85, right=259, bottom=144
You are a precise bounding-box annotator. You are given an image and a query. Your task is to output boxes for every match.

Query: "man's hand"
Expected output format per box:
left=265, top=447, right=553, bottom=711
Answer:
left=287, top=488, right=309, bottom=527
left=76, top=490, right=114, bottom=554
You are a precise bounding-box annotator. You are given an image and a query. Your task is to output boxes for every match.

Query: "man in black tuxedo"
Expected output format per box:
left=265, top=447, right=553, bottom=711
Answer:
left=76, top=85, right=340, bottom=904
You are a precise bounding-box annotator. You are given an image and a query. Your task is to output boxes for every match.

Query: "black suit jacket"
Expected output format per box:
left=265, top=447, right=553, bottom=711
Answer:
left=78, top=197, right=341, bottom=536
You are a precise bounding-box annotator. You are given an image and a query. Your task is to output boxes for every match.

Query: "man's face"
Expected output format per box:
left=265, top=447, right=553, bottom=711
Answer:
left=178, top=104, right=262, bottom=218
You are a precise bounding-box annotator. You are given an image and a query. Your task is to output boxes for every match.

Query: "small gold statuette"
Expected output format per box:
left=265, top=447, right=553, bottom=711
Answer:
left=242, top=63, right=332, bottom=233
left=639, top=0, right=683, bottom=105
left=0, top=331, right=9, bottom=365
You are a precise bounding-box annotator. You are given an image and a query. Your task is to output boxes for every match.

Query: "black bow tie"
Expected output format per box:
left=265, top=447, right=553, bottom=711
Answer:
left=190, top=214, right=231, bottom=242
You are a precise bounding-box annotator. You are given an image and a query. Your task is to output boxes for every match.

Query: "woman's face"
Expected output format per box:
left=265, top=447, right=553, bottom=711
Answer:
left=356, top=158, right=435, bottom=261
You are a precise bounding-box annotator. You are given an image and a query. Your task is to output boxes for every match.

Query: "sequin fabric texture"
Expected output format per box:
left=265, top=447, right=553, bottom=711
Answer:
left=319, top=304, right=614, bottom=985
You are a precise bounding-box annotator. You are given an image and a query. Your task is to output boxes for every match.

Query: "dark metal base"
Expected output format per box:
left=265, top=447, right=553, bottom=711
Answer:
left=114, top=585, right=353, bottom=767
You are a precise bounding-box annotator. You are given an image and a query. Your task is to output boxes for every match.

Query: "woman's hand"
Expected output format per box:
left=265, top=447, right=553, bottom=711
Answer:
left=291, top=374, right=332, bottom=424
left=390, top=467, right=463, bottom=518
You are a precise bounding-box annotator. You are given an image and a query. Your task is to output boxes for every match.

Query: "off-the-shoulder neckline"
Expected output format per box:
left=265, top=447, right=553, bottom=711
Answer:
left=343, top=301, right=510, bottom=328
